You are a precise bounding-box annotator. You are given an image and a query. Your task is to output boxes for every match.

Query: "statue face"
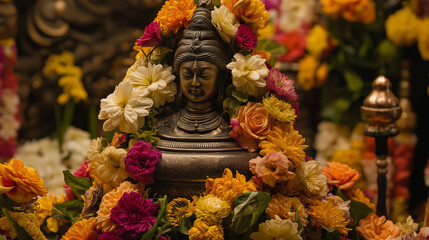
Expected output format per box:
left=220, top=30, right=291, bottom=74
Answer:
left=179, top=60, right=219, bottom=104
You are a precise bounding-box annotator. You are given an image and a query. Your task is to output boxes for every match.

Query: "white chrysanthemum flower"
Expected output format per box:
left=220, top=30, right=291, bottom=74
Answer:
left=62, top=126, right=91, bottom=170
left=227, top=53, right=269, bottom=97
left=1, top=89, right=19, bottom=115
left=0, top=115, right=20, bottom=139
left=128, top=62, right=177, bottom=108
left=292, top=160, right=328, bottom=197
left=88, top=137, right=103, bottom=163
left=93, top=146, right=128, bottom=187
left=250, top=219, right=302, bottom=240
left=211, top=5, right=239, bottom=43
left=98, top=81, right=153, bottom=133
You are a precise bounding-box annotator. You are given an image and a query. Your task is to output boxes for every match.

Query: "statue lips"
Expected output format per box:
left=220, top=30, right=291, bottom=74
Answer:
left=190, top=87, right=205, bottom=97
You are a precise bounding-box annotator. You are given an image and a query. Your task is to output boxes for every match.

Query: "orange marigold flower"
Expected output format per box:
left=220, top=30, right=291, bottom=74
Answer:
left=61, top=217, right=98, bottom=240
left=95, top=181, right=144, bottom=233
left=252, top=50, right=271, bottom=61
left=155, top=0, right=196, bottom=34
left=206, top=168, right=257, bottom=205
left=222, top=0, right=270, bottom=32
left=259, top=125, right=307, bottom=167
left=321, top=0, right=376, bottom=24
left=356, top=214, right=401, bottom=240
left=0, top=158, right=47, bottom=203
left=266, top=193, right=308, bottom=227
left=345, top=188, right=376, bottom=212
left=307, top=199, right=351, bottom=236
left=322, top=161, right=360, bottom=190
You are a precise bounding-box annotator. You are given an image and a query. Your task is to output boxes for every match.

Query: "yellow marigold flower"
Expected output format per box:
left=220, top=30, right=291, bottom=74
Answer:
left=307, top=199, right=351, bottom=236
left=258, top=23, right=274, bottom=40
left=345, top=188, right=376, bottom=212
left=306, top=25, right=329, bottom=59
left=167, top=197, right=195, bottom=226
left=92, top=146, right=128, bottom=187
left=0, top=158, right=47, bottom=203
left=222, top=0, right=270, bottom=32
left=266, top=193, right=308, bottom=227
left=95, top=181, right=143, bottom=233
left=386, top=7, right=420, bottom=47
left=189, top=218, right=224, bottom=240
left=0, top=212, right=47, bottom=240
left=61, top=217, right=98, bottom=240
left=206, top=168, right=257, bottom=205
left=321, top=0, right=375, bottom=24
left=356, top=214, right=401, bottom=240
left=418, top=19, right=429, bottom=60
left=36, top=194, right=65, bottom=224
left=321, top=0, right=341, bottom=18
left=250, top=219, right=302, bottom=240
left=155, top=0, right=196, bottom=34
left=330, top=149, right=363, bottom=173
left=194, top=194, right=231, bottom=225
left=262, top=95, right=296, bottom=123
left=46, top=217, right=59, bottom=233
left=259, top=125, right=307, bottom=167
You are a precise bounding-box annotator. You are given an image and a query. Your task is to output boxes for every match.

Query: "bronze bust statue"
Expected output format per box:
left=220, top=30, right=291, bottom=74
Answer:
left=153, top=0, right=258, bottom=196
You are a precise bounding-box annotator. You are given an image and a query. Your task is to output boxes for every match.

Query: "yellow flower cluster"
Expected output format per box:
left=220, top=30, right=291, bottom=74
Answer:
left=345, top=188, right=376, bottom=212
left=259, top=125, right=307, bottom=167
left=306, top=25, right=330, bottom=59
left=262, top=95, right=296, bottom=123
left=189, top=218, right=224, bottom=240
left=265, top=194, right=309, bottom=227
left=222, top=0, right=270, bottom=33
left=298, top=55, right=328, bottom=91
left=321, top=0, right=376, bottom=24
left=307, top=199, right=351, bottom=236
left=43, top=51, right=88, bottom=105
left=206, top=168, right=257, bottom=205
left=155, top=0, right=196, bottom=34
left=385, top=6, right=429, bottom=60
left=330, top=149, right=363, bottom=174
left=36, top=194, right=65, bottom=233
left=167, top=197, right=195, bottom=226
left=194, top=195, right=231, bottom=225
left=0, top=212, right=47, bottom=240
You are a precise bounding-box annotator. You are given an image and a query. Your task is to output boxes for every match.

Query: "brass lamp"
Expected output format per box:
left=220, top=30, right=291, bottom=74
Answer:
left=361, top=76, right=401, bottom=216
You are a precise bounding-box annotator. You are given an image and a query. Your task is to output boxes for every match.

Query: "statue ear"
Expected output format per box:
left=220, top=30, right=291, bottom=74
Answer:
left=175, top=84, right=184, bottom=111
left=217, top=70, right=226, bottom=112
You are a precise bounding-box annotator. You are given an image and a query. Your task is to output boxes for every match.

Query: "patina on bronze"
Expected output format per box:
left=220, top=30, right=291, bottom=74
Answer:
left=153, top=0, right=258, bottom=197
left=361, top=75, right=401, bottom=217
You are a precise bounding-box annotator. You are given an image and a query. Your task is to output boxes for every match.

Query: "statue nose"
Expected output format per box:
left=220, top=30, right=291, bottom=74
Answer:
left=191, top=73, right=200, bottom=86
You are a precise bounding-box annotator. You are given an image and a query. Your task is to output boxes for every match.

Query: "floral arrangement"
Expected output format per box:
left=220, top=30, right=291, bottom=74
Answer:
left=0, top=38, right=20, bottom=160
left=0, top=0, right=428, bottom=240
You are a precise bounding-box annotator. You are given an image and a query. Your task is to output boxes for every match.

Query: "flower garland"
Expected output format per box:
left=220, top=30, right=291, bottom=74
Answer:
left=0, top=38, right=20, bottom=160
left=0, top=0, right=428, bottom=240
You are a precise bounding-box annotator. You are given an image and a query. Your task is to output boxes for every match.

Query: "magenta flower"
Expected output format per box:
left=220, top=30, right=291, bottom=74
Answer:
left=73, top=160, right=90, bottom=178
left=262, top=0, right=281, bottom=11
left=124, top=141, right=162, bottom=184
left=266, top=68, right=298, bottom=102
left=235, top=24, right=257, bottom=50
left=97, top=232, right=120, bottom=240
left=136, top=22, right=163, bottom=47
left=110, top=192, right=160, bottom=234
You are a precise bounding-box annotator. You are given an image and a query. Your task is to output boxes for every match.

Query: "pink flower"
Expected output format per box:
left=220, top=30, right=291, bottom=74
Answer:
left=275, top=31, right=306, bottom=62
left=265, top=68, right=298, bottom=102
left=74, top=160, right=90, bottom=178
left=136, top=22, right=163, bottom=47
left=110, top=192, right=159, bottom=234
left=262, top=0, right=281, bottom=11
left=249, top=151, right=295, bottom=187
left=124, top=141, right=161, bottom=184
left=419, top=227, right=429, bottom=239
left=235, top=24, right=257, bottom=50
left=63, top=184, right=76, bottom=201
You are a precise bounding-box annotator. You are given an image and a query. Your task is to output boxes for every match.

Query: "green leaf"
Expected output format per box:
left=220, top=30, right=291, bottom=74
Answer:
left=178, top=216, right=192, bottom=235
left=256, top=39, right=287, bottom=67
left=226, top=84, right=235, bottom=97
left=293, top=209, right=304, bottom=235
left=141, top=195, right=168, bottom=240
left=349, top=200, right=373, bottom=226
left=322, top=226, right=342, bottom=240
left=0, top=235, right=6, bottom=240
left=344, top=70, right=364, bottom=92
left=106, top=131, right=114, bottom=143
left=232, top=90, right=249, bottom=103
left=0, top=194, right=17, bottom=211
left=223, top=97, right=241, bottom=118
left=213, top=0, right=221, bottom=7
left=230, top=191, right=270, bottom=234
left=53, top=199, right=84, bottom=223
left=333, top=186, right=348, bottom=201
left=1, top=208, right=33, bottom=240
left=63, top=170, right=93, bottom=197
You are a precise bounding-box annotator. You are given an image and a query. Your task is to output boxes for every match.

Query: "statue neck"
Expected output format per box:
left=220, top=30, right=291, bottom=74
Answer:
left=185, top=101, right=213, bottom=112
left=176, top=106, right=221, bottom=133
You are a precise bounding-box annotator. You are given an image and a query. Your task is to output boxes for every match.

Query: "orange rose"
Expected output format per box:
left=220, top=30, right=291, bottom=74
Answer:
left=252, top=50, right=271, bottom=61
left=230, top=102, right=271, bottom=152
left=0, top=158, right=47, bottom=203
left=356, top=214, right=401, bottom=240
left=322, top=162, right=360, bottom=190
